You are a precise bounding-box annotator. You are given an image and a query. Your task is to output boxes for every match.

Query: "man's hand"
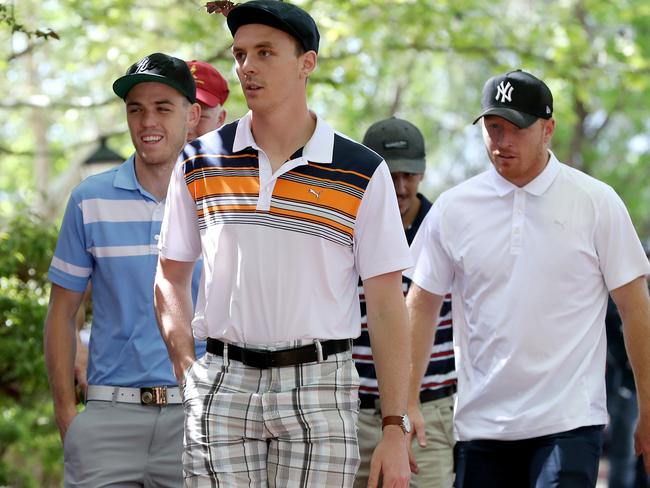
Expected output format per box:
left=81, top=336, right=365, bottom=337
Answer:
left=407, top=402, right=425, bottom=474
left=55, top=399, right=78, bottom=443
left=635, top=412, right=650, bottom=473
left=367, top=427, right=411, bottom=488
left=74, top=335, right=88, bottom=394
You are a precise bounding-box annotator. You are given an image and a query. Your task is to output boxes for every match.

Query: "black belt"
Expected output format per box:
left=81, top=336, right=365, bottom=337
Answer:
left=206, top=338, right=351, bottom=369
left=359, top=384, right=456, bottom=410
left=419, top=384, right=456, bottom=403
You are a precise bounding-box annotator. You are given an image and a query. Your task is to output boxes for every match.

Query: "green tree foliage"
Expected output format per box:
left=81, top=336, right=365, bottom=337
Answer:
left=0, top=208, right=61, bottom=487
left=0, top=0, right=649, bottom=223
left=2, top=0, right=649, bottom=234
left=0, top=3, right=58, bottom=40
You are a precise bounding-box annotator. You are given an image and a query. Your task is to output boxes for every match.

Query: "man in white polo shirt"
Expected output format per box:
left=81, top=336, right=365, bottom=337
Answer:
left=154, top=1, right=412, bottom=487
left=406, top=69, right=650, bottom=487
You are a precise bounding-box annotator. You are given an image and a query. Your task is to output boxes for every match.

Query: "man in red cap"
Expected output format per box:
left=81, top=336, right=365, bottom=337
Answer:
left=186, top=60, right=229, bottom=140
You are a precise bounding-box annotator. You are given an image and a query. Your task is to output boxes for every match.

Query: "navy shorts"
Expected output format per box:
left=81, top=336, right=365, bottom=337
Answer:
left=454, top=425, right=604, bottom=488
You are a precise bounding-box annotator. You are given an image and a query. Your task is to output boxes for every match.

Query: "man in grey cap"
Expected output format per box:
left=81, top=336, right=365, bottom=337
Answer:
left=406, top=69, right=650, bottom=487
left=154, top=1, right=412, bottom=487
left=353, top=117, right=456, bottom=488
left=45, top=52, right=202, bottom=487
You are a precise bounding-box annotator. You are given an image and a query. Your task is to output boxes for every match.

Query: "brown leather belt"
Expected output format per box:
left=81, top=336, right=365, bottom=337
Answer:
left=206, top=338, right=351, bottom=369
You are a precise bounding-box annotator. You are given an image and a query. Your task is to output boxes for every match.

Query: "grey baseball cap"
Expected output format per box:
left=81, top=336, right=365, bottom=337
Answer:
left=362, top=117, right=426, bottom=174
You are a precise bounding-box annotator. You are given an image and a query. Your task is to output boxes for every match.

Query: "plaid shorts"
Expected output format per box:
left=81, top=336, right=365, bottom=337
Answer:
left=182, top=342, right=361, bottom=487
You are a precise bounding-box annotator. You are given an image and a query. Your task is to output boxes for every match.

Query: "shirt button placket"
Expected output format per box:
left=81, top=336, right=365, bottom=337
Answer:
left=511, top=190, right=525, bottom=254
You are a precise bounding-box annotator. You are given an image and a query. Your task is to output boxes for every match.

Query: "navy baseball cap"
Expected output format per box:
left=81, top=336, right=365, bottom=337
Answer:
left=113, top=52, right=196, bottom=103
left=473, top=69, right=553, bottom=129
left=227, top=0, right=320, bottom=53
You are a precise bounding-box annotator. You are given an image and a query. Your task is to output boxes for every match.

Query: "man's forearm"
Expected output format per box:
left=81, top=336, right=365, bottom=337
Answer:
left=369, top=308, right=411, bottom=415
left=45, top=314, right=77, bottom=412
left=405, top=285, right=444, bottom=406
left=44, top=285, right=85, bottom=439
left=365, top=272, right=411, bottom=415
left=616, top=280, right=650, bottom=410
left=154, top=260, right=196, bottom=383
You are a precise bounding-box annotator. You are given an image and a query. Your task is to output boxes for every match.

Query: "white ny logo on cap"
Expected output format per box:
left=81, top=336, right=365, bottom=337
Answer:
left=495, top=81, right=513, bottom=103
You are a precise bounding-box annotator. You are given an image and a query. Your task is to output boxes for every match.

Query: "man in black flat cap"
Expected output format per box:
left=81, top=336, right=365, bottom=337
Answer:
left=45, top=52, right=202, bottom=487
left=406, top=69, right=650, bottom=487
left=154, top=1, right=413, bottom=487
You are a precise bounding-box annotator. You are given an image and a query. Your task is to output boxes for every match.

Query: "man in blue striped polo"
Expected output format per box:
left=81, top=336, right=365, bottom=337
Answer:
left=44, top=52, right=201, bottom=487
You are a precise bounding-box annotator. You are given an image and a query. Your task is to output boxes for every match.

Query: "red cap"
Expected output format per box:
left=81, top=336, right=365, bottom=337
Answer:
left=186, top=60, right=229, bottom=107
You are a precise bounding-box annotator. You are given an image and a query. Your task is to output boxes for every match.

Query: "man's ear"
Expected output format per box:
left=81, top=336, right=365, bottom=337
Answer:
left=544, top=118, right=556, bottom=144
left=217, top=108, right=227, bottom=128
left=188, top=102, right=201, bottom=129
left=300, top=51, right=317, bottom=78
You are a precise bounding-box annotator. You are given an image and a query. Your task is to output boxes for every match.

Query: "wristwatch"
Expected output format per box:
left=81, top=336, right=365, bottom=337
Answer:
left=381, top=414, right=411, bottom=434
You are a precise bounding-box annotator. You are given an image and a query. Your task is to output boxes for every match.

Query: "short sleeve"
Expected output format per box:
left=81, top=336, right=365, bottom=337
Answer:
left=48, top=192, right=93, bottom=292
left=595, top=187, right=650, bottom=290
left=158, top=154, right=202, bottom=262
left=408, top=195, right=455, bottom=296
left=354, top=162, right=412, bottom=280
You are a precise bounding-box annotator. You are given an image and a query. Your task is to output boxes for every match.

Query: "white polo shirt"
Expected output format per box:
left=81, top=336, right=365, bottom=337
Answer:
left=410, top=151, right=650, bottom=441
left=160, top=112, right=411, bottom=345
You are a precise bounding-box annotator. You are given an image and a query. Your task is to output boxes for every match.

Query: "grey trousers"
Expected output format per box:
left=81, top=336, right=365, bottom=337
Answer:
left=63, top=400, right=184, bottom=488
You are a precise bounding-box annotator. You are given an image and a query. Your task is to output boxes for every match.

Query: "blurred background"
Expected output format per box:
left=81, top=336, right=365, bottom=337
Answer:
left=1, top=0, right=650, bottom=485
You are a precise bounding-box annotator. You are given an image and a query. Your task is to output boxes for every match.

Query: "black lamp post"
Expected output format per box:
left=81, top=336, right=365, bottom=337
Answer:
left=82, top=136, right=124, bottom=176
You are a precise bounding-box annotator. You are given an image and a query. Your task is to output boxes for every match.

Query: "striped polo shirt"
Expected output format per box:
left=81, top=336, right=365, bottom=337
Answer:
left=159, top=112, right=412, bottom=344
left=48, top=157, right=203, bottom=387
left=353, top=194, right=456, bottom=405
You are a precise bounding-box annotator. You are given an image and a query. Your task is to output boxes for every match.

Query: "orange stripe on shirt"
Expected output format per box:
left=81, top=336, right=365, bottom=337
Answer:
left=198, top=205, right=258, bottom=218
left=189, top=175, right=261, bottom=201
left=274, top=179, right=362, bottom=218
left=286, top=169, right=366, bottom=193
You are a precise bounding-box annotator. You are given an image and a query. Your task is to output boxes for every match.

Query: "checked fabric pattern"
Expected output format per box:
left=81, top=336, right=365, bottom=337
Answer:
left=182, top=347, right=360, bottom=487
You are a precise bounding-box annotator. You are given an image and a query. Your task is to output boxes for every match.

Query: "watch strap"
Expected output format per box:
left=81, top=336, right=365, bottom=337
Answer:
left=381, top=415, right=404, bottom=431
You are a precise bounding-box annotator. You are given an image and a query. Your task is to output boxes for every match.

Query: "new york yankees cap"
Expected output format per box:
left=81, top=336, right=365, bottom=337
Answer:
left=113, top=52, right=196, bottom=103
left=473, top=69, right=553, bottom=129
left=227, top=0, right=320, bottom=53
left=187, top=60, right=229, bottom=107
left=363, top=117, right=426, bottom=174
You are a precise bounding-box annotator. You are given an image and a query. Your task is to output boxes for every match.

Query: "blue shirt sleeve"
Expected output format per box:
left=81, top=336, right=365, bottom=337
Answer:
left=48, top=190, right=93, bottom=292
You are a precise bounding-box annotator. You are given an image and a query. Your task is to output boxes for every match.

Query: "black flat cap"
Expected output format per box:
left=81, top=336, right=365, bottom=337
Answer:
left=227, top=0, right=320, bottom=53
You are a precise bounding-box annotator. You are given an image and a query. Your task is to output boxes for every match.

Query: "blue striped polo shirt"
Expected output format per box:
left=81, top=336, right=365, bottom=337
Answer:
left=48, top=157, right=204, bottom=387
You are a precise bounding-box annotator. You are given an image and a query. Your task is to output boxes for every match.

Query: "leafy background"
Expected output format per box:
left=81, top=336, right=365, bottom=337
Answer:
left=1, top=0, right=650, bottom=485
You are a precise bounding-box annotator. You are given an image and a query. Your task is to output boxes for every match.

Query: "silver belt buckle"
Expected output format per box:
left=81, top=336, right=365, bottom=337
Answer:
left=140, top=386, right=167, bottom=405
left=314, top=339, right=324, bottom=363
